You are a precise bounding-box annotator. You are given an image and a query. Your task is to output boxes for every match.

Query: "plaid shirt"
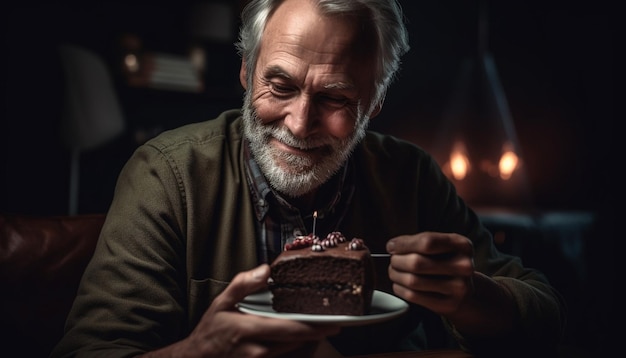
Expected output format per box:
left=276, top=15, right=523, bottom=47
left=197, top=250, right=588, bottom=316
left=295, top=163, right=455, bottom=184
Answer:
left=243, top=141, right=355, bottom=263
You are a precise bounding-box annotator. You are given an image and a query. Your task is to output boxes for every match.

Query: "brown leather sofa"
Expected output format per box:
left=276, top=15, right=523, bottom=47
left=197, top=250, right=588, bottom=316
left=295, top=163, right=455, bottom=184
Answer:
left=0, top=214, right=105, bottom=357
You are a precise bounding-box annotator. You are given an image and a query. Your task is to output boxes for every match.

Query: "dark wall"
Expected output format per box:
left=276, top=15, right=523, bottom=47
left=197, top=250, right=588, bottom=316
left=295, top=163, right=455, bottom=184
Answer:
left=2, top=0, right=614, bottom=215
left=3, top=1, right=243, bottom=215
left=372, top=1, right=614, bottom=213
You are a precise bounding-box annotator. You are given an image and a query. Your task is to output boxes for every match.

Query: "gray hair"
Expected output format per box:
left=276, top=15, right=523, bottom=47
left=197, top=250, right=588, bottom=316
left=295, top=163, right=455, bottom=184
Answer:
left=235, top=0, right=410, bottom=107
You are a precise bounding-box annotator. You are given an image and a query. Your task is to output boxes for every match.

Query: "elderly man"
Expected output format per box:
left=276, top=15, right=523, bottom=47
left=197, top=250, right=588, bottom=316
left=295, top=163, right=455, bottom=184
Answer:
left=52, top=0, right=565, bottom=357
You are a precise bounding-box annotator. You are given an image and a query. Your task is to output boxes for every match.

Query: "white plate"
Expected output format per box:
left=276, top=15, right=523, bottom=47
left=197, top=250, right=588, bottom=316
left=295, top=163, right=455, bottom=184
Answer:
left=237, top=290, right=408, bottom=327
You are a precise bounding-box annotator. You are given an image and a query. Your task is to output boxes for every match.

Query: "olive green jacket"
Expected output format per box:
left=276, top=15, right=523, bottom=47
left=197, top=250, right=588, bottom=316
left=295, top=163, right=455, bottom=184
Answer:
left=52, top=109, right=565, bottom=357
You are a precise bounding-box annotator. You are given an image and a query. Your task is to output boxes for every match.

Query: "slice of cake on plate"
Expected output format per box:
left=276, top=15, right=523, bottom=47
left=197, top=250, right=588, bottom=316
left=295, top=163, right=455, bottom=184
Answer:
left=268, top=232, right=374, bottom=315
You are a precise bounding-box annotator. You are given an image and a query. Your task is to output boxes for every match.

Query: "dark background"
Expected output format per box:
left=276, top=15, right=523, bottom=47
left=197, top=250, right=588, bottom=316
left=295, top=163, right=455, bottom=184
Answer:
left=1, top=0, right=616, bottom=355
left=2, top=0, right=614, bottom=216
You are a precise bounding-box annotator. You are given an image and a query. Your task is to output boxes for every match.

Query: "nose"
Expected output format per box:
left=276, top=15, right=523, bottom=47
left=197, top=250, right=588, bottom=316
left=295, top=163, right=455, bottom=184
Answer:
left=284, top=95, right=317, bottom=138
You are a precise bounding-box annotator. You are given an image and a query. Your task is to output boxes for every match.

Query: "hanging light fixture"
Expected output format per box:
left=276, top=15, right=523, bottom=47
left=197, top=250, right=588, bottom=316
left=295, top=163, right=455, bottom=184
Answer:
left=433, top=0, right=532, bottom=208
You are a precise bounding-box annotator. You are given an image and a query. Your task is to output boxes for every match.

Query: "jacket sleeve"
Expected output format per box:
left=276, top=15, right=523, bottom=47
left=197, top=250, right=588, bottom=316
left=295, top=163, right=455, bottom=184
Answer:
left=418, top=151, right=567, bottom=354
left=51, top=143, right=189, bottom=358
left=350, top=133, right=566, bottom=354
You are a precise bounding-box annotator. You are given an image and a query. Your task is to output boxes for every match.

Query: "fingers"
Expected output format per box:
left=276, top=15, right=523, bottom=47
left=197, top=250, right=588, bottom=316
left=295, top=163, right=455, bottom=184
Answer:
left=388, top=267, right=468, bottom=295
left=386, top=232, right=474, bottom=277
left=210, top=264, right=340, bottom=339
left=390, top=251, right=474, bottom=276
left=387, top=232, right=474, bottom=257
left=385, top=232, right=476, bottom=314
left=389, top=265, right=475, bottom=315
left=391, top=281, right=468, bottom=314
left=190, top=307, right=339, bottom=357
left=234, top=313, right=340, bottom=342
left=191, top=265, right=340, bottom=357
left=211, top=264, right=270, bottom=312
left=226, top=313, right=340, bottom=357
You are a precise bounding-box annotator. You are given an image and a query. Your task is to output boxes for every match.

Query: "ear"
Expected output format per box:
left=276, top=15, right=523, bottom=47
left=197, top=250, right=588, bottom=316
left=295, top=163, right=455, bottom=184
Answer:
left=369, top=98, right=384, bottom=119
left=239, top=59, right=248, bottom=90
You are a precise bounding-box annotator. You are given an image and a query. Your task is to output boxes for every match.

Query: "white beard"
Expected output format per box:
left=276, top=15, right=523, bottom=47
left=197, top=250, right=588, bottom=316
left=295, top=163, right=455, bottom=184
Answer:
left=242, top=91, right=369, bottom=198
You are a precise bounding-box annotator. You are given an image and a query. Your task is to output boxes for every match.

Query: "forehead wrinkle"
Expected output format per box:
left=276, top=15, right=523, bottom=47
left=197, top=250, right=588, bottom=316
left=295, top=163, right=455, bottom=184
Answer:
left=264, top=64, right=292, bottom=79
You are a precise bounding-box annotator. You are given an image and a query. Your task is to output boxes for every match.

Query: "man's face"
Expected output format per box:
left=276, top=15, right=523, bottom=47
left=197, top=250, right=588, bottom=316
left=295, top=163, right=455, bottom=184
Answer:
left=241, top=0, right=379, bottom=198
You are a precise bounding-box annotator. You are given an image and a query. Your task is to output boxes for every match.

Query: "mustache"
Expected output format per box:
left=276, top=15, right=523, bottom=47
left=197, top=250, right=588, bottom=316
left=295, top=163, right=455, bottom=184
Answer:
left=268, top=126, right=335, bottom=150
left=249, top=111, right=337, bottom=150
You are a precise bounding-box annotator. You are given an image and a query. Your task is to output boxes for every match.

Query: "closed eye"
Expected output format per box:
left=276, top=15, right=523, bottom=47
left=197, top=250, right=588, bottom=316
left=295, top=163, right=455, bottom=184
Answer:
left=318, top=94, right=348, bottom=108
left=269, top=81, right=296, bottom=98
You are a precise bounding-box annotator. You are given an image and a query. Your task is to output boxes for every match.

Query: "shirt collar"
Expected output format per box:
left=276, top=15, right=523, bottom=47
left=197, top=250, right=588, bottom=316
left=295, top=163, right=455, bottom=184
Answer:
left=243, top=141, right=271, bottom=221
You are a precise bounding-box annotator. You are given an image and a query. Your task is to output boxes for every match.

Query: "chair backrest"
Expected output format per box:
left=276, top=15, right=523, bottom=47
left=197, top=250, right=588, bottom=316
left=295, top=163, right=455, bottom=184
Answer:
left=58, top=44, right=125, bottom=150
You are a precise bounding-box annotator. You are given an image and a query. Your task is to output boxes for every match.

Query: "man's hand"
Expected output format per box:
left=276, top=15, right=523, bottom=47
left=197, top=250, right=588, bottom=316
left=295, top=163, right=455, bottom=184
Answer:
left=142, top=265, right=341, bottom=357
left=386, top=232, right=518, bottom=338
left=386, top=232, right=475, bottom=315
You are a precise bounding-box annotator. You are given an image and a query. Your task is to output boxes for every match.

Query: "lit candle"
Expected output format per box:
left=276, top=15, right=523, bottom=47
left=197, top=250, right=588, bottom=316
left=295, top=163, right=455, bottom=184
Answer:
left=312, top=210, right=318, bottom=237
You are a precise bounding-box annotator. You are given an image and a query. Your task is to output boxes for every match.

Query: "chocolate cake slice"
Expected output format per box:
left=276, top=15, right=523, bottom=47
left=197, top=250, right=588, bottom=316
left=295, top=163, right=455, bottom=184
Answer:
left=269, top=232, right=374, bottom=315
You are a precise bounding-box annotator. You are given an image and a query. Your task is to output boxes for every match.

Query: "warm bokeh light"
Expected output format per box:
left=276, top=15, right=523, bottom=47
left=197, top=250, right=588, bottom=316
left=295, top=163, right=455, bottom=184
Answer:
left=445, top=141, right=520, bottom=181
left=189, top=46, right=206, bottom=73
left=124, top=54, right=139, bottom=73
left=498, top=149, right=519, bottom=180
left=450, top=142, right=470, bottom=180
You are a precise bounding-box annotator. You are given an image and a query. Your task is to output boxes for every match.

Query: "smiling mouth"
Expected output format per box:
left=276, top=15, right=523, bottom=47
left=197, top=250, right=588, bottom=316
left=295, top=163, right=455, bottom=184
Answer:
left=271, top=138, right=317, bottom=155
